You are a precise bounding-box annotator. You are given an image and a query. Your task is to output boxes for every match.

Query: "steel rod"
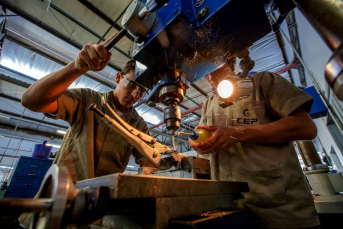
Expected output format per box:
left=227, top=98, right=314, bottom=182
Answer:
left=0, top=198, right=53, bottom=212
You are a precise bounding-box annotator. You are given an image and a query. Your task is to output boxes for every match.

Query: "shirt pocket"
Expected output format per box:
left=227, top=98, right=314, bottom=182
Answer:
left=239, top=166, right=287, bottom=208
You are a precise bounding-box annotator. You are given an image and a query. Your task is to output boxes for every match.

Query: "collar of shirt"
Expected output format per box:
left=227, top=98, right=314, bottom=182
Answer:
left=106, top=91, right=140, bottom=121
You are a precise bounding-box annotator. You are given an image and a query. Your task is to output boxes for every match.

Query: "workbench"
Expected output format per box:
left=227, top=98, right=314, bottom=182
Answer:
left=75, top=173, right=250, bottom=229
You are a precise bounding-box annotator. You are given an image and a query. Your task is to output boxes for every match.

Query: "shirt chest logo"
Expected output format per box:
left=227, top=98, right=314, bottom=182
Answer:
left=243, top=109, right=250, bottom=117
left=237, top=108, right=257, bottom=125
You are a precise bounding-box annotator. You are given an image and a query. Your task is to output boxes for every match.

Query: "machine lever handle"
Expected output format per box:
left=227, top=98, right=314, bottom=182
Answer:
left=105, top=29, right=128, bottom=52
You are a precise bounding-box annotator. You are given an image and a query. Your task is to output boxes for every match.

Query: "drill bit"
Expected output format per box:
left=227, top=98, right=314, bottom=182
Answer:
left=172, top=134, right=176, bottom=151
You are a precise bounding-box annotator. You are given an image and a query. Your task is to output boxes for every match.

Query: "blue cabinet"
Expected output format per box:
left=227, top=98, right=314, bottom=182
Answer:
left=5, top=156, right=53, bottom=198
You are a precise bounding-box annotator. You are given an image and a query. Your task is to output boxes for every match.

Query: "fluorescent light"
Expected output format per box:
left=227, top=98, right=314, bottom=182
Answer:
left=56, top=129, right=67, bottom=135
left=0, top=115, right=10, bottom=121
left=126, top=165, right=135, bottom=168
left=46, top=144, right=61, bottom=149
left=0, top=165, right=13, bottom=170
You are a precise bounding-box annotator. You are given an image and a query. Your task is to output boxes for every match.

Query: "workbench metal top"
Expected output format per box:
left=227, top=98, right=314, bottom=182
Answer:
left=75, top=173, right=249, bottom=199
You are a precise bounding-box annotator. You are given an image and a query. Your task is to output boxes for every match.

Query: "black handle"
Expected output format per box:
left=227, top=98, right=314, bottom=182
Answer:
left=105, top=29, right=128, bottom=52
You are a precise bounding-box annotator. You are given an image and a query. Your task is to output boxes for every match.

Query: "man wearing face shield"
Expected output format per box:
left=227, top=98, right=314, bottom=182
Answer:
left=189, top=59, right=320, bottom=229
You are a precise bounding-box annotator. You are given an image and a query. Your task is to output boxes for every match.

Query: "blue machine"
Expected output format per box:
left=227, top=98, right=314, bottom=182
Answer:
left=104, top=0, right=342, bottom=133
left=132, top=0, right=271, bottom=84
left=119, top=0, right=288, bottom=133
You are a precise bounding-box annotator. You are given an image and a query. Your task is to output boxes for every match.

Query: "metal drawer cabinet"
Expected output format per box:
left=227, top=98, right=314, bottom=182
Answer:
left=4, top=185, right=40, bottom=198
left=5, top=156, right=53, bottom=198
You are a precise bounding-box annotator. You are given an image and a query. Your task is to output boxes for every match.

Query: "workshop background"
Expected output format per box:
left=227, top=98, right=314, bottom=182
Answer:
left=0, top=0, right=342, bottom=181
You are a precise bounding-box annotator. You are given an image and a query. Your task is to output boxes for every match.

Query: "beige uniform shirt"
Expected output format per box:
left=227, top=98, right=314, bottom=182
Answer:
left=200, top=72, right=320, bottom=228
left=46, top=88, right=148, bottom=182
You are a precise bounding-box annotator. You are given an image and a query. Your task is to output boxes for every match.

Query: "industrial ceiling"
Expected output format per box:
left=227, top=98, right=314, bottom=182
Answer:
left=0, top=0, right=303, bottom=175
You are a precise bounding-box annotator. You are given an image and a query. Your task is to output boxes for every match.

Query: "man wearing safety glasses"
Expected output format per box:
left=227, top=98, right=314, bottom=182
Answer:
left=21, top=34, right=153, bottom=186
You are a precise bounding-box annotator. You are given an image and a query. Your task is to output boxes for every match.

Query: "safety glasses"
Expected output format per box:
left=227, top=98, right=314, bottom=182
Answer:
left=122, top=74, right=147, bottom=97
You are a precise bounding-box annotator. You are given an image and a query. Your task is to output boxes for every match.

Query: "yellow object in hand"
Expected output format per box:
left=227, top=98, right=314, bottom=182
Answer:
left=190, top=129, right=213, bottom=143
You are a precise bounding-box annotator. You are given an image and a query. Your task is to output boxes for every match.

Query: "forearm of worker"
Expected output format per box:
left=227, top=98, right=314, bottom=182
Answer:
left=21, top=61, right=85, bottom=113
left=237, top=109, right=317, bottom=143
left=191, top=108, right=317, bottom=154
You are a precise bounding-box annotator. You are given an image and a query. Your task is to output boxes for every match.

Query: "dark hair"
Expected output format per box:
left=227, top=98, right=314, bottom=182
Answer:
left=122, top=60, right=135, bottom=75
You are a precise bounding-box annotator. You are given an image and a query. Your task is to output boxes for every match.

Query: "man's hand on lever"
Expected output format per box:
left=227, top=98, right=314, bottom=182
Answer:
left=21, top=33, right=117, bottom=114
left=74, top=33, right=117, bottom=73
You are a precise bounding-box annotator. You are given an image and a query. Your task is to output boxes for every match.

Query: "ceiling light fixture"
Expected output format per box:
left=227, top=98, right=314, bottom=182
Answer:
left=0, top=115, right=10, bottom=121
left=56, top=129, right=67, bottom=135
left=0, top=165, right=13, bottom=170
